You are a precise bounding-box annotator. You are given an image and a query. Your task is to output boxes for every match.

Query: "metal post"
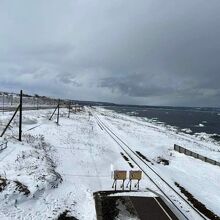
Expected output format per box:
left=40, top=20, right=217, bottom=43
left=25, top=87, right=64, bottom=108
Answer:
left=49, top=105, right=58, bottom=120
left=2, top=92, right=4, bottom=114
left=19, top=90, right=22, bottom=141
left=57, top=99, right=60, bottom=125
left=68, top=101, right=71, bottom=118
left=37, top=98, right=39, bottom=110
left=11, top=94, right=13, bottom=106
left=0, top=104, right=20, bottom=137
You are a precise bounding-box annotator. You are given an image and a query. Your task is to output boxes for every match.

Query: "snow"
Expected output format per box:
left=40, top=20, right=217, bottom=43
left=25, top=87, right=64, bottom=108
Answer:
left=95, top=107, right=220, bottom=217
left=0, top=107, right=219, bottom=219
left=0, top=109, right=133, bottom=219
left=115, top=200, right=139, bottom=220
left=181, top=128, right=192, bottom=133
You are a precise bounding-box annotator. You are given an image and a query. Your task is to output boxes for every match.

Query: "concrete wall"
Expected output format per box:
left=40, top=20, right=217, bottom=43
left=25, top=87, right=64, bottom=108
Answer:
left=174, top=144, right=220, bottom=167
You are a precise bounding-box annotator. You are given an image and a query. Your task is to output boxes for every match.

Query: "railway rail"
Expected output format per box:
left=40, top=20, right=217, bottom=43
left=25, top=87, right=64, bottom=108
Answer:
left=92, top=111, right=208, bottom=220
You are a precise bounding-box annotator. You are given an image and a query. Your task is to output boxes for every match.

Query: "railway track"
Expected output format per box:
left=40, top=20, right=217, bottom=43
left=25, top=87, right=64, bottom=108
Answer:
left=92, top=111, right=208, bottom=220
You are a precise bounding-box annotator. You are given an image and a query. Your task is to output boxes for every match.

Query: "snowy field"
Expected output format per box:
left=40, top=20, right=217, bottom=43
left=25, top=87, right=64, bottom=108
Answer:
left=0, top=107, right=219, bottom=219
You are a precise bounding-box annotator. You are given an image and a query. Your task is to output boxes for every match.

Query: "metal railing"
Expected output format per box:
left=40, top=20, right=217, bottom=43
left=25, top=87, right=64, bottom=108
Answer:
left=174, top=144, right=220, bottom=167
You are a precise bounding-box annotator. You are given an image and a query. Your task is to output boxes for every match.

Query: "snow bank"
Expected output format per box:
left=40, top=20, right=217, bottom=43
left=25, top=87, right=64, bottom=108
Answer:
left=0, top=107, right=219, bottom=219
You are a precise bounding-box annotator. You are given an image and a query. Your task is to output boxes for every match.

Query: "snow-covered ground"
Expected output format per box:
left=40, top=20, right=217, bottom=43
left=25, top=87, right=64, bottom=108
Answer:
left=0, top=107, right=219, bottom=219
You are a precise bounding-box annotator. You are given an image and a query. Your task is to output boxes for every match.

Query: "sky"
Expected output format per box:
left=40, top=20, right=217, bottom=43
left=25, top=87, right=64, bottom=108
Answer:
left=0, top=0, right=220, bottom=107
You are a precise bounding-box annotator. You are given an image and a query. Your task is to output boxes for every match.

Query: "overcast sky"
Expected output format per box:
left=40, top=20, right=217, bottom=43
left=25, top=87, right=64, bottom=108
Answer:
left=0, top=0, right=220, bottom=107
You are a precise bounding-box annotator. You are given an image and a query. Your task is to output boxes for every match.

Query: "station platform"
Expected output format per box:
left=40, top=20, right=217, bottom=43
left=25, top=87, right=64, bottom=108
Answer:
left=94, top=191, right=179, bottom=220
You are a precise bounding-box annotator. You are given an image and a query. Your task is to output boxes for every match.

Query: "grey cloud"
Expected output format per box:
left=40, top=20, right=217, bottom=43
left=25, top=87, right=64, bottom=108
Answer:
left=0, top=0, right=220, bottom=106
left=57, top=73, right=82, bottom=87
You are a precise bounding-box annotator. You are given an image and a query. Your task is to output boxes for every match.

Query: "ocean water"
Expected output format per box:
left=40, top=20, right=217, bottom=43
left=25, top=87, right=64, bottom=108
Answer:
left=104, top=106, right=220, bottom=142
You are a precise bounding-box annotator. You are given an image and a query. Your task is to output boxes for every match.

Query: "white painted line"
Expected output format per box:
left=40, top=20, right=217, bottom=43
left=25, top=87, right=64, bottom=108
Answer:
left=154, top=197, right=173, bottom=220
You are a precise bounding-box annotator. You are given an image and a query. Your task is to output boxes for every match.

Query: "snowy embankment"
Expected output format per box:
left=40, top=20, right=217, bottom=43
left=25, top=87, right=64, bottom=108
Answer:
left=0, top=108, right=132, bottom=219
left=95, top=107, right=220, bottom=217
left=0, top=107, right=219, bottom=219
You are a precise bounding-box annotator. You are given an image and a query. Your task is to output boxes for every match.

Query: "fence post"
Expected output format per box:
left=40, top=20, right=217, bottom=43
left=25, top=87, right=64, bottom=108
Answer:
left=37, top=97, right=39, bottom=110
left=57, top=99, right=60, bottom=125
left=11, top=94, right=13, bottom=105
left=19, top=90, right=22, bottom=141
left=68, top=101, right=71, bottom=118
left=2, top=92, right=5, bottom=114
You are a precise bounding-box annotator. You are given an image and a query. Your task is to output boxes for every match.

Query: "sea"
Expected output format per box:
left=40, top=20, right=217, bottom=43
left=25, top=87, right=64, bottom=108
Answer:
left=104, top=105, right=220, bottom=142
